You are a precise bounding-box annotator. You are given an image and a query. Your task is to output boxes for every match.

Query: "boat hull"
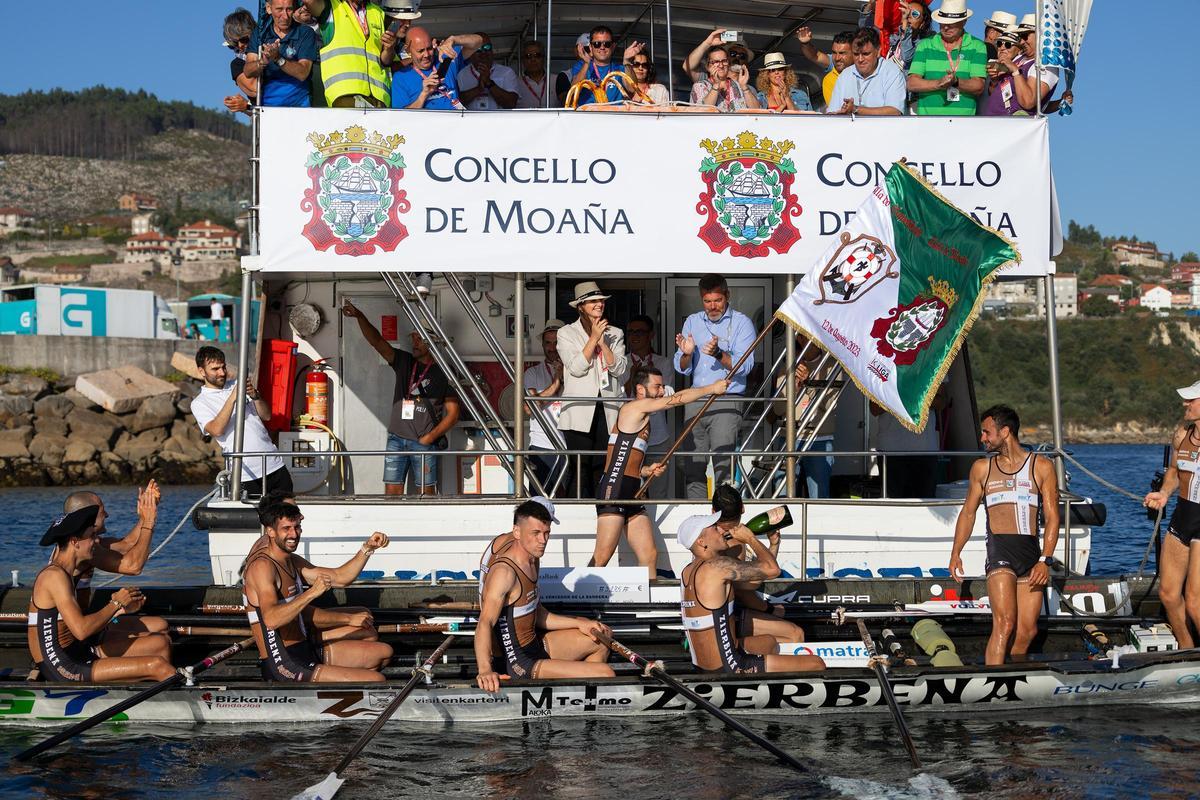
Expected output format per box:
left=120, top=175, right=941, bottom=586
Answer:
left=4, top=654, right=1198, bottom=726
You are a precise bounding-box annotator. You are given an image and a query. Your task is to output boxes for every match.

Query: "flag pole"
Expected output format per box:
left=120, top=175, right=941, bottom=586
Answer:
left=636, top=317, right=777, bottom=499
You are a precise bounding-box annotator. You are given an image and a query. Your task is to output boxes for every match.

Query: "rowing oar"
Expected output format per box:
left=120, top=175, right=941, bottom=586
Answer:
left=854, top=618, right=920, bottom=768
left=636, top=316, right=779, bottom=499
left=13, top=636, right=255, bottom=762
left=293, top=634, right=458, bottom=800
left=170, top=623, right=467, bottom=638
left=594, top=631, right=807, bottom=773
left=1137, top=505, right=1166, bottom=577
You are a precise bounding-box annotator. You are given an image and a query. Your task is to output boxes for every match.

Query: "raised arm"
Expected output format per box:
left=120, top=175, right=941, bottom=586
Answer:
left=299, top=532, right=389, bottom=587
left=88, top=481, right=160, bottom=576
left=794, top=27, right=830, bottom=69
left=342, top=301, right=396, bottom=365
left=683, top=30, right=723, bottom=77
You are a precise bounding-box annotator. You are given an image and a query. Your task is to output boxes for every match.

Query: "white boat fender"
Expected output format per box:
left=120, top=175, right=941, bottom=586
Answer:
left=1107, top=644, right=1137, bottom=669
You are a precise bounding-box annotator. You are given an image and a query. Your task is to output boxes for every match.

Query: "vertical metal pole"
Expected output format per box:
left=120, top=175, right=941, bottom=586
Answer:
left=514, top=273, right=527, bottom=496
left=784, top=277, right=797, bottom=498
left=1044, top=273, right=1066, bottom=489
left=649, top=3, right=655, bottom=60
left=800, top=502, right=808, bottom=579
left=232, top=107, right=262, bottom=501
left=1035, top=0, right=1044, bottom=117
left=664, top=0, right=674, bottom=99
left=545, top=0, right=553, bottom=106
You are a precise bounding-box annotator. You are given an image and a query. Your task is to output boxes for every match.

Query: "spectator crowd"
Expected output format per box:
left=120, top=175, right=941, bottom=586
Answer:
left=221, top=0, right=1073, bottom=117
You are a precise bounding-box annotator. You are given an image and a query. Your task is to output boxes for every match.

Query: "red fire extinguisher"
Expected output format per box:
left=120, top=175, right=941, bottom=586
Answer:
left=305, top=365, right=330, bottom=426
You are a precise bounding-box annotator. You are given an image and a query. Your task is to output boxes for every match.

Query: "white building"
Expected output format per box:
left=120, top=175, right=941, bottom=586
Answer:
left=131, top=213, right=155, bottom=236
left=176, top=220, right=241, bottom=262
left=1035, top=273, right=1078, bottom=318
left=0, top=206, right=36, bottom=233
left=1192, top=274, right=1200, bottom=310
left=1112, top=241, right=1165, bottom=270
left=124, top=232, right=174, bottom=265
left=1140, top=284, right=1172, bottom=312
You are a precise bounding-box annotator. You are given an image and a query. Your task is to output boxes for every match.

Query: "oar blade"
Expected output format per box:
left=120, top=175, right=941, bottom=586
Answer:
left=290, top=772, right=344, bottom=800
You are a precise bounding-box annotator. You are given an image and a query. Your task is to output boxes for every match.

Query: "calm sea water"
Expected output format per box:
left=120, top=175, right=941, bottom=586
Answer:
left=1, top=445, right=1197, bottom=800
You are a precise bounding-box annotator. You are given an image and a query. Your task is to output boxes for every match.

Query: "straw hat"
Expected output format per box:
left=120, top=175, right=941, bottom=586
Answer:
left=380, top=0, right=422, bottom=20
left=1017, top=13, right=1037, bottom=32
left=984, top=11, right=1017, bottom=31
left=761, top=52, right=791, bottom=70
left=568, top=281, right=610, bottom=308
left=931, top=0, right=973, bottom=24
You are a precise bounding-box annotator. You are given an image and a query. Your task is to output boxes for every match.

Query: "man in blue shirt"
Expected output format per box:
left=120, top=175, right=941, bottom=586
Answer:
left=673, top=274, right=756, bottom=499
left=827, top=28, right=906, bottom=115
left=391, top=27, right=482, bottom=109
left=567, top=25, right=639, bottom=106
left=245, top=0, right=318, bottom=108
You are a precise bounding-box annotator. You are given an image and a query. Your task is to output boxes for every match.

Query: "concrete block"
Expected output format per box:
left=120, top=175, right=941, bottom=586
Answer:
left=171, top=352, right=204, bottom=381
left=75, top=366, right=179, bottom=414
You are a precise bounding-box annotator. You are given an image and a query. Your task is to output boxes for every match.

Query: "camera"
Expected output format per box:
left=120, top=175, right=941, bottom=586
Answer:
left=720, top=30, right=740, bottom=42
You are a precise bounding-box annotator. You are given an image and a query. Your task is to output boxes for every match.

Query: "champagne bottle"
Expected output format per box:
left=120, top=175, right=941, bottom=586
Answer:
left=745, top=505, right=793, bottom=536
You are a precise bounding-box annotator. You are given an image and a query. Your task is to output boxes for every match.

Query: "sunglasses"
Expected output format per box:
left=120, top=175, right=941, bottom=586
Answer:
left=480, top=43, right=493, bottom=52
left=590, top=40, right=614, bottom=48
left=631, top=61, right=651, bottom=68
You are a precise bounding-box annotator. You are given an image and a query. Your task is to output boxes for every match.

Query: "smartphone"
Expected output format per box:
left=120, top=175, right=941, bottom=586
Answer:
left=986, top=59, right=1000, bottom=69
left=436, top=55, right=452, bottom=79
left=388, top=19, right=402, bottom=34
left=720, top=30, right=740, bottom=42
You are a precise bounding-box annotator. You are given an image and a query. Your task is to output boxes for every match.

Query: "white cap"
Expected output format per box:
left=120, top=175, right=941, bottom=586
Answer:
left=677, top=512, right=721, bottom=551
left=1177, top=381, right=1200, bottom=401
left=530, top=496, right=560, bottom=524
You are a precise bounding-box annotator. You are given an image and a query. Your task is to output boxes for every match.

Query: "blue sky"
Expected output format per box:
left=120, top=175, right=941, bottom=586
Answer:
left=0, top=4, right=1189, bottom=257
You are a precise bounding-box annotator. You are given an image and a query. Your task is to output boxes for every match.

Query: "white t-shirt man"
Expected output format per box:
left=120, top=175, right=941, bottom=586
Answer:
left=514, top=72, right=551, bottom=108
left=458, top=63, right=520, bottom=110
left=190, top=379, right=284, bottom=480
left=210, top=300, right=224, bottom=322
left=524, top=361, right=563, bottom=449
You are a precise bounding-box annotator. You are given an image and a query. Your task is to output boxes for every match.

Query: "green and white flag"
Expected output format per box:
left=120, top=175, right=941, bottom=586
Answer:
left=775, top=161, right=1019, bottom=433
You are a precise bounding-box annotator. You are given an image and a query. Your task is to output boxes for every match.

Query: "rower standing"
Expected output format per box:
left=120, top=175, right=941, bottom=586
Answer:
left=590, top=368, right=728, bottom=580
left=243, top=503, right=393, bottom=682
left=949, top=405, right=1060, bottom=665
left=476, top=500, right=615, bottom=692
left=1144, top=380, right=1200, bottom=649
left=27, top=507, right=175, bottom=683
left=708, top=485, right=809, bottom=654
left=677, top=513, right=825, bottom=673
left=57, top=483, right=171, bottom=662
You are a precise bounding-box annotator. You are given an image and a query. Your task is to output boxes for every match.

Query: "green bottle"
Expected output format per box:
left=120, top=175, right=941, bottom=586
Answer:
left=745, top=505, right=793, bottom=536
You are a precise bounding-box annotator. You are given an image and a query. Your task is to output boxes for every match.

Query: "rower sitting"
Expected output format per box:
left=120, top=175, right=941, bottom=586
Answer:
left=243, top=503, right=393, bottom=682
left=677, top=514, right=825, bottom=673
left=243, top=492, right=381, bottom=646
left=58, top=484, right=171, bottom=663
left=27, top=507, right=175, bottom=683
left=709, top=485, right=809, bottom=655
left=476, top=499, right=615, bottom=692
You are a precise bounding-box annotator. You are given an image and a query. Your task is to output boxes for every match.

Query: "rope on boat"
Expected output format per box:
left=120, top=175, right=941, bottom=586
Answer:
left=1059, top=450, right=1143, bottom=502
left=96, top=487, right=218, bottom=588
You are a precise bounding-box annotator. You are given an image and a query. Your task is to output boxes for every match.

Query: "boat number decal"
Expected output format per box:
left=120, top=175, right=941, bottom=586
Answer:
left=41, top=689, right=110, bottom=717
left=0, top=689, right=35, bottom=716
left=643, top=675, right=1028, bottom=711
left=317, top=690, right=377, bottom=718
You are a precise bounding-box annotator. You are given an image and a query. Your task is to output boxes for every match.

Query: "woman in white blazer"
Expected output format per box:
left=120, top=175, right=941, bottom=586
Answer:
left=557, top=281, right=628, bottom=496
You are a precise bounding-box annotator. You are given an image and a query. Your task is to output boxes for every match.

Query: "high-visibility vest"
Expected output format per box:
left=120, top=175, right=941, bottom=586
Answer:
left=320, top=0, right=390, bottom=106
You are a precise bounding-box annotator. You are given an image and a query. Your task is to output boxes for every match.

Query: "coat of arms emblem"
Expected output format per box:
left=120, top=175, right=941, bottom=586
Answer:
left=870, top=277, right=959, bottom=365
left=696, top=132, right=801, bottom=258
left=814, top=232, right=899, bottom=304
left=301, top=125, right=410, bottom=255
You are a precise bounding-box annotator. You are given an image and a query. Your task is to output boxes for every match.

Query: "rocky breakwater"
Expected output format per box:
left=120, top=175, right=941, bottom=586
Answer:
left=0, top=366, right=222, bottom=487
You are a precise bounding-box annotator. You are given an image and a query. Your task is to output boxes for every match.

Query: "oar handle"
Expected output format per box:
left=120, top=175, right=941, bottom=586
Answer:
left=14, top=636, right=255, bottom=762
left=636, top=317, right=778, bottom=499
left=855, top=619, right=921, bottom=769
left=594, top=632, right=808, bottom=774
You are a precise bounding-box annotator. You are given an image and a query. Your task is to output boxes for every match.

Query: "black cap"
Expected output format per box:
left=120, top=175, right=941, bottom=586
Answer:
left=40, top=506, right=100, bottom=548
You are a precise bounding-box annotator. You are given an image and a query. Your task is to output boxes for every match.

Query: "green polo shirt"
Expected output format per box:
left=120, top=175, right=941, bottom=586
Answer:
left=909, top=32, right=987, bottom=116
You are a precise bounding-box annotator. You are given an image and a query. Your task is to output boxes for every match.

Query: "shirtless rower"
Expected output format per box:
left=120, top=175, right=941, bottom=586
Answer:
left=243, top=503, right=393, bottom=682
left=242, top=491, right=381, bottom=646
left=677, top=513, right=825, bottom=673
left=949, top=404, right=1060, bottom=665
left=590, top=367, right=729, bottom=579
left=1143, top=379, right=1200, bottom=648
left=709, top=484, right=808, bottom=654
left=27, top=507, right=175, bottom=682
left=57, top=483, right=170, bottom=662
left=478, top=496, right=560, bottom=595
left=476, top=499, right=615, bottom=692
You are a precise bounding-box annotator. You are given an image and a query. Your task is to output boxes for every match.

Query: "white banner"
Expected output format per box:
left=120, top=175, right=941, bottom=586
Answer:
left=258, top=108, right=1052, bottom=276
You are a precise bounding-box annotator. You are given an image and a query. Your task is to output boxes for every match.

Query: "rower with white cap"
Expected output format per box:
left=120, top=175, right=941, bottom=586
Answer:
left=475, top=499, right=615, bottom=692
left=677, top=513, right=825, bottom=674
left=1144, top=380, right=1200, bottom=649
